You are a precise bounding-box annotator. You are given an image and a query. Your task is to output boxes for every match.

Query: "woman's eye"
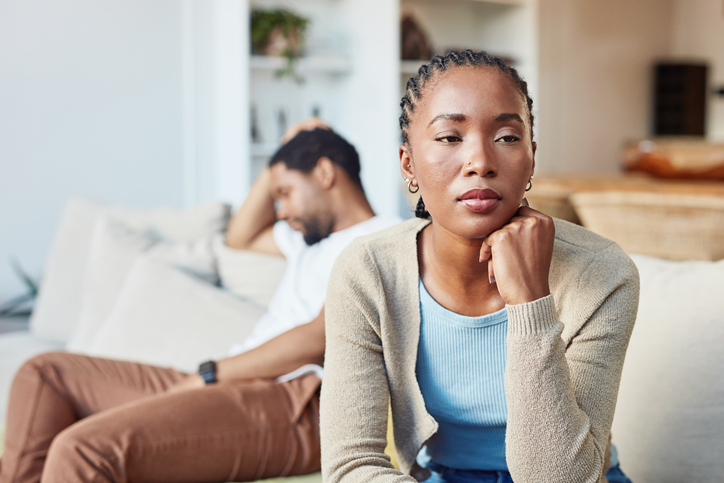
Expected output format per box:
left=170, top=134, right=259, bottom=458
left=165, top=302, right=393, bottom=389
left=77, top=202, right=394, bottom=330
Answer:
left=436, top=135, right=461, bottom=143
left=496, top=135, right=520, bottom=143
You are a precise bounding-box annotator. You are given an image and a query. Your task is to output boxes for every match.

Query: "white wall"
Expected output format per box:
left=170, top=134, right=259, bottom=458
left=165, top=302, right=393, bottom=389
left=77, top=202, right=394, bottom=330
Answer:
left=0, top=0, right=187, bottom=300
left=536, top=0, right=674, bottom=174
left=671, top=0, right=724, bottom=142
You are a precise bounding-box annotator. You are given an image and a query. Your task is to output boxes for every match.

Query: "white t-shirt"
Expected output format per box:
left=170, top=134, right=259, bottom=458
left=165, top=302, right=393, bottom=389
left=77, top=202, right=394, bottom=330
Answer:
left=228, top=215, right=399, bottom=357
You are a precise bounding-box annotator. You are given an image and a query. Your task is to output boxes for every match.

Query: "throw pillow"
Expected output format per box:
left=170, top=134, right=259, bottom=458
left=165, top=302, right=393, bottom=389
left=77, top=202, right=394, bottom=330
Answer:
left=214, top=236, right=287, bottom=308
left=611, top=254, right=724, bottom=483
left=66, top=215, right=159, bottom=352
left=29, top=197, right=107, bottom=343
left=86, top=258, right=264, bottom=372
left=68, top=217, right=221, bottom=353
left=31, top=196, right=230, bottom=345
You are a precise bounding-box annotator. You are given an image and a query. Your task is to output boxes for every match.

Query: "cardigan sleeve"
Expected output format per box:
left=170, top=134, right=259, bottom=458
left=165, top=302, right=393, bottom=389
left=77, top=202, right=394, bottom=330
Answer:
left=504, top=242, right=640, bottom=483
left=320, top=243, right=416, bottom=483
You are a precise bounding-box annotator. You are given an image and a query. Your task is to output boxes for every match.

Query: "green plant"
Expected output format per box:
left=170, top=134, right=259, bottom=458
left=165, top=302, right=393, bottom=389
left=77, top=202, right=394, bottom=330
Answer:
left=251, top=8, right=309, bottom=83
left=0, top=258, right=38, bottom=318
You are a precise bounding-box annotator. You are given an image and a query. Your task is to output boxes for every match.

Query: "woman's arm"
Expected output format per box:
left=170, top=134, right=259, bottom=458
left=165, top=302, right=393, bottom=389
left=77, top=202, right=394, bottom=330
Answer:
left=321, top=244, right=416, bottom=483
left=481, top=207, right=639, bottom=482
left=504, top=243, right=639, bottom=483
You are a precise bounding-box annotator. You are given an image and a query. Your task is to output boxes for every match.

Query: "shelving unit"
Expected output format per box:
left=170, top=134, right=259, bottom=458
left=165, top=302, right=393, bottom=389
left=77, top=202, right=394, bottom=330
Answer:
left=248, top=53, right=354, bottom=178
left=250, top=55, right=351, bottom=74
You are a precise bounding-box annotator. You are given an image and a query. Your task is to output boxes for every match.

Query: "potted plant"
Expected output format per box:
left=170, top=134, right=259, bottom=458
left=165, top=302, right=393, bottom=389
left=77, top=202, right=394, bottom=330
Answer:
left=251, top=8, right=309, bottom=82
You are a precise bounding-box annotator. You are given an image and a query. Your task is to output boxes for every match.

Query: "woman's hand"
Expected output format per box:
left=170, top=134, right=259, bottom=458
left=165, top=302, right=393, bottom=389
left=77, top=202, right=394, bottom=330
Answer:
left=479, top=199, right=555, bottom=306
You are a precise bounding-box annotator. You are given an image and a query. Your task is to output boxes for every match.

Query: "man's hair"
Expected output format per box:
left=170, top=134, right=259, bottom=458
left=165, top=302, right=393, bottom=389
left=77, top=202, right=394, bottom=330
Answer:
left=269, top=128, right=362, bottom=187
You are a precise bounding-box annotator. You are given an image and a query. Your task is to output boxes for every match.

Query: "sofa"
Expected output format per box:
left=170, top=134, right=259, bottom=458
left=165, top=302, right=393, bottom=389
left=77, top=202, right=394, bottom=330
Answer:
left=1, top=197, right=723, bottom=482
left=0, top=196, right=320, bottom=482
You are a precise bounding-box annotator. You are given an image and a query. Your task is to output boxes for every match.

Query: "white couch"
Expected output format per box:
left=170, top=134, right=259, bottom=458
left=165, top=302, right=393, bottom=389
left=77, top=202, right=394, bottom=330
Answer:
left=1, top=198, right=723, bottom=482
left=0, top=196, right=326, bottom=483
left=611, top=254, right=724, bottom=482
left=0, top=196, right=289, bottom=421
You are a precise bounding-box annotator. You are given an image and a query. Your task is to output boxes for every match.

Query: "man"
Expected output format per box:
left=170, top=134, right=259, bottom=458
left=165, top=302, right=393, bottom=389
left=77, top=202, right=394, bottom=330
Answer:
left=0, top=119, right=398, bottom=483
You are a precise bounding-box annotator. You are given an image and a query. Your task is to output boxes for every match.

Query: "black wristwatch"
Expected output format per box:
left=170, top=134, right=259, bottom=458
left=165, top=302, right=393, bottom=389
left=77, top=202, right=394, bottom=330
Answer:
left=198, top=360, right=217, bottom=384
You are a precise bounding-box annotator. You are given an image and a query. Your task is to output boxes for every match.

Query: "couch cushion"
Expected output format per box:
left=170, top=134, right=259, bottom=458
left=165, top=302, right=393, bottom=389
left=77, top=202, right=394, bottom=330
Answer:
left=67, top=215, right=160, bottom=351
left=30, top=197, right=230, bottom=345
left=29, top=197, right=107, bottom=344
left=611, top=255, right=724, bottom=482
left=67, top=217, right=220, bottom=353
left=214, top=237, right=287, bottom=307
left=0, top=332, right=64, bottom=425
left=86, top=258, right=264, bottom=373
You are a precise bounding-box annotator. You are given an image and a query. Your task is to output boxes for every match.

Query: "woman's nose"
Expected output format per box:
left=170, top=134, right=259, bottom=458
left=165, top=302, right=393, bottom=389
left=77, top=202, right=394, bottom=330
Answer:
left=463, top=145, right=497, bottom=177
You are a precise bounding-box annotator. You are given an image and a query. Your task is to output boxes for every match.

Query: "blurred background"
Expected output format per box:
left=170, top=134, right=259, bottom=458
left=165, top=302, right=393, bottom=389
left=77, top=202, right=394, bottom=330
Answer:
left=1, top=0, right=723, bottom=303
left=2, top=3, right=724, bottom=480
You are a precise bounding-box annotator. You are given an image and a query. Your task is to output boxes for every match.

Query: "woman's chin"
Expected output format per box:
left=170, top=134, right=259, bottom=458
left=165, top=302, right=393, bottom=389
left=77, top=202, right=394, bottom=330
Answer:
left=427, top=204, right=518, bottom=240
left=461, top=211, right=513, bottom=238
left=436, top=217, right=508, bottom=241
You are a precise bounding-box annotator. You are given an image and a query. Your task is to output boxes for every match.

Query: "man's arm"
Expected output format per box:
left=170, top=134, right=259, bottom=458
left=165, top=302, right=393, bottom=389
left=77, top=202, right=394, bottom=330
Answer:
left=225, top=167, right=281, bottom=255
left=170, top=308, right=325, bottom=392
left=225, top=117, right=330, bottom=255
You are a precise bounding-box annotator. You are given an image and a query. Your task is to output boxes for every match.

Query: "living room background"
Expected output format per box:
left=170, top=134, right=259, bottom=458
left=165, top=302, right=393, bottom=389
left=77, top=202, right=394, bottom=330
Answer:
left=1, top=0, right=723, bottom=302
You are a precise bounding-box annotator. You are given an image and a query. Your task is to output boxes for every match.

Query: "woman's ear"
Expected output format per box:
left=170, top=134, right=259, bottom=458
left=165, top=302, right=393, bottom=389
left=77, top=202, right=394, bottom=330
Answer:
left=530, top=141, right=537, bottom=177
left=399, top=145, right=415, bottom=180
left=314, top=157, right=336, bottom=190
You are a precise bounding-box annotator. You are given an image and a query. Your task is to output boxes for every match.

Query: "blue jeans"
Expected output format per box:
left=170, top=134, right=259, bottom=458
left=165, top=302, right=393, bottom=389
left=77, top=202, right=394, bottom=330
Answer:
left=420, top=462, right=632, bottom=483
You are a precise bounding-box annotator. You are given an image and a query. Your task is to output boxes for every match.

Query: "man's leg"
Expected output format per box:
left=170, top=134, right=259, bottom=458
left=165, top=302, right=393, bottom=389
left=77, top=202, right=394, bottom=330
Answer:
left=41, top=373, right=321, bottom=483
left=0, top=352, right=185, bottom=483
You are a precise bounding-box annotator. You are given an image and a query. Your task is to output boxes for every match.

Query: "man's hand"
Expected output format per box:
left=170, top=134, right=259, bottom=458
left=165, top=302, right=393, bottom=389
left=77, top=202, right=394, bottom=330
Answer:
left=281, top=116, right=330, bottom=144
left=167, top=373, right=205, bottom=394
left=479, top=199, right=555, bottom=306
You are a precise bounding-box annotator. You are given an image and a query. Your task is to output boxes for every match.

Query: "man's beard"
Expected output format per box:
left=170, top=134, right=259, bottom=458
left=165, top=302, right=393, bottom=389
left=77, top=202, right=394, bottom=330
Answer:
left=300, top=215, right=334, bottom=246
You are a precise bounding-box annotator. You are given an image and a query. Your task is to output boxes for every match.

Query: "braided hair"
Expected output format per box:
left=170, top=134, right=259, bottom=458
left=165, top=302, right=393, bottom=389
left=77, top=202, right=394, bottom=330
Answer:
left=400, top=50, right=535, bottom=219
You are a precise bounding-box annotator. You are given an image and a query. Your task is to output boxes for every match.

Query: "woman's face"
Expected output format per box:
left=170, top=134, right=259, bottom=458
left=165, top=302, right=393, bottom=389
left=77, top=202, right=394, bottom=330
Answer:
left=401, top=66, right=536, bottom=240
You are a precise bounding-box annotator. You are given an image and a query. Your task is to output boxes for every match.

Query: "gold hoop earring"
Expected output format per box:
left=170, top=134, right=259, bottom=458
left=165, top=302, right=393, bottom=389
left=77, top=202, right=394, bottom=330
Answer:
left=407, top=179, right=420, bottom=194
left=525, top=179, right=533, bottom=192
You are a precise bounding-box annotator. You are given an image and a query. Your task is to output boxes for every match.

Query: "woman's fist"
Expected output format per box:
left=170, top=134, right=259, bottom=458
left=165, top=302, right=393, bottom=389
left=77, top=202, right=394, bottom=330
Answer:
left=479, top=199, right=555, bottom=306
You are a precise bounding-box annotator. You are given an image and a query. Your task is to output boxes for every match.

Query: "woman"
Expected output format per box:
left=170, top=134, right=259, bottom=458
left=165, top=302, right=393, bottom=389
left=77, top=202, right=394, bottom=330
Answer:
left=320, top=50, right=639, bottom=483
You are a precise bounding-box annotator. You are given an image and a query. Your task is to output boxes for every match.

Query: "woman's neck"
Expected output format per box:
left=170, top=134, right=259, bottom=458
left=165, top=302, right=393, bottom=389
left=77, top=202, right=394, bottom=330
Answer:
left=418, top=222, right=506, bottom=317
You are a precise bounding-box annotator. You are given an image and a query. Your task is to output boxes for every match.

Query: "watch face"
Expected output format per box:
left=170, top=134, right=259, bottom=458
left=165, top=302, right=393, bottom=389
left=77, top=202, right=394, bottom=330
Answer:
left=199, top=360, right=217, bottom=384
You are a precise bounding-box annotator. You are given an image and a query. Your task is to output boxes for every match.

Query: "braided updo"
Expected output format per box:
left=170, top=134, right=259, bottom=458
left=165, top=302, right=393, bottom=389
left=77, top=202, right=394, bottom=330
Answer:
left=400, top=50, right=535, bottom=219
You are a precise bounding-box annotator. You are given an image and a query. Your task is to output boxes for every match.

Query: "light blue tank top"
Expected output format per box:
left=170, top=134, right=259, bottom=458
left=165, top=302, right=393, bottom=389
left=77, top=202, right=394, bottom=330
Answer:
left=416, top=280, right=509, bottom=470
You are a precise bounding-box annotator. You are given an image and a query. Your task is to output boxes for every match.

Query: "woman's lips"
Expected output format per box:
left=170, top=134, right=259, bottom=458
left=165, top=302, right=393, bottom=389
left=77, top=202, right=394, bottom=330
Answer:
left=459, top=188, right=501, bottom=213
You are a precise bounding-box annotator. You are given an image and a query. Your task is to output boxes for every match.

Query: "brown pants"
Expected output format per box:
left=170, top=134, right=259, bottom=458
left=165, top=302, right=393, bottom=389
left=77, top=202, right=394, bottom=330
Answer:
left=0, top=352, right=321, bottom=483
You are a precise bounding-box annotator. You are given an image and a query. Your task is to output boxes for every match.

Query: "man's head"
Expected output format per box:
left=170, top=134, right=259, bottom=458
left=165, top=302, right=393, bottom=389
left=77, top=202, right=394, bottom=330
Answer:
left=268, top=128, right=363, bottom=245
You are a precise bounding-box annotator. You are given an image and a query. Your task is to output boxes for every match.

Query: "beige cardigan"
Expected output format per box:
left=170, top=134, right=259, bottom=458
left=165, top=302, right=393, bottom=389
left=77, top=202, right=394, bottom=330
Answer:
left=320, top=218, right=639, bottom=483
